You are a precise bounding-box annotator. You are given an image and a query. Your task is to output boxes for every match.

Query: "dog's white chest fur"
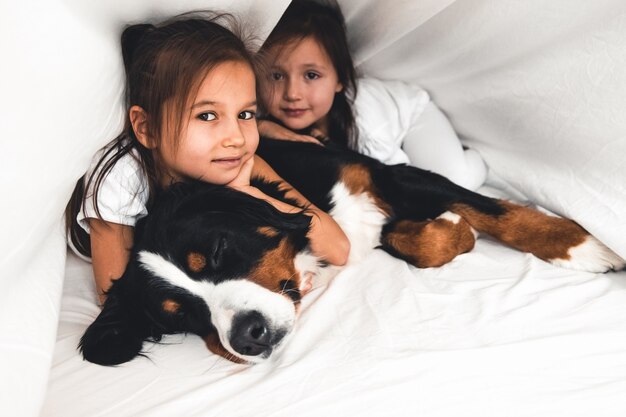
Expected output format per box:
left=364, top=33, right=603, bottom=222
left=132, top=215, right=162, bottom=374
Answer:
left=328, top=182, right=387, bottom=264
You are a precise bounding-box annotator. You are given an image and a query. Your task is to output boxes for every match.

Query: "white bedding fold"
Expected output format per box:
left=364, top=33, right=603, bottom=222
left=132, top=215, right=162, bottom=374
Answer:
left=44, top=236, right=626, bottom=416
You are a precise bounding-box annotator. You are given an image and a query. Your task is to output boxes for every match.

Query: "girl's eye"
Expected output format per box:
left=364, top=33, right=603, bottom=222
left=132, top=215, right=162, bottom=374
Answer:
left=198, top=112, right=217, bottom=121
left=271, top=72, right=284, bottom=81
left=239, top=111, right=256, bottom=120
left=305, top=72, right=320, bottom=80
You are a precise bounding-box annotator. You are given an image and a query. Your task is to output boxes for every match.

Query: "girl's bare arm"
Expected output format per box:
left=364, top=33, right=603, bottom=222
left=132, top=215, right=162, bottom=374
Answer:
left=88, top=219, right=134, bottom=305
left=250, top=155, right=350, bottom=266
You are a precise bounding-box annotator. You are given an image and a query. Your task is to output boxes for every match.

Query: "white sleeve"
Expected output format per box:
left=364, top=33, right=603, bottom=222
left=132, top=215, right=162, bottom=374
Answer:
left=77, top=150, right=149, bottom=233
left=352, top=77, right=430, bottom=165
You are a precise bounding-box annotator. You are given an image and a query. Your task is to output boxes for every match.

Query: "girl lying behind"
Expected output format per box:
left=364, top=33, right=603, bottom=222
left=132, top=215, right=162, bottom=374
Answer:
left=257, top=0, right=487, bottom=191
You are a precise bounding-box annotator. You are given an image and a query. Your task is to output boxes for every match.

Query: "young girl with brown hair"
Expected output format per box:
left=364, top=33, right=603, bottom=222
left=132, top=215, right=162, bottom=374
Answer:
left=257, top=0, right=487, bottom=191
left=66, top=13, right=349, bottom=304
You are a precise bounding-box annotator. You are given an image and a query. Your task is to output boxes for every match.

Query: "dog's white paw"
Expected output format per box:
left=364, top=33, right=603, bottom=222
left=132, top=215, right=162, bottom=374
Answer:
left=550, top=235, right=625, bottom=273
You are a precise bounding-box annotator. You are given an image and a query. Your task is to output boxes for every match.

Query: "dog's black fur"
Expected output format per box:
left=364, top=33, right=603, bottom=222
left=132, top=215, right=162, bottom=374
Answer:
left=80, top=181, right=311, bottom=365
left=80, top=138, right=623, bottom=365
left=256, top=139, right=503, bottom=225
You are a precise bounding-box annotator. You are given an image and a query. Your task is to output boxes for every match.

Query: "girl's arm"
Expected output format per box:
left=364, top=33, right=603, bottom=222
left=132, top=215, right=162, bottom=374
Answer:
left=240, top=155, right=350, bottom=266
left=88, top=219, right=134, bottom=305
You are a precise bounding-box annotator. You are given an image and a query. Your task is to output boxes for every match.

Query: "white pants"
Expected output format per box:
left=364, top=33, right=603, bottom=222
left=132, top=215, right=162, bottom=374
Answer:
left=402, top=102, right=487, bottom=191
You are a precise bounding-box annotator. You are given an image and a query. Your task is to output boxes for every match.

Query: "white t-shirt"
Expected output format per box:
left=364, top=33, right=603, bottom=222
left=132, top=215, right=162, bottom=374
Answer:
left=353, top=77, right=430, bottom=165
left=76, top=144, right=150, bottom=234
left=352, top=77, right=487, bottom=190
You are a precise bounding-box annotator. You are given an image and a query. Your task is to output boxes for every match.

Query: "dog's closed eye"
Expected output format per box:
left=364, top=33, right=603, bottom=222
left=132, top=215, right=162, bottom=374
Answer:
left=209, top=235, right=227, bottom=269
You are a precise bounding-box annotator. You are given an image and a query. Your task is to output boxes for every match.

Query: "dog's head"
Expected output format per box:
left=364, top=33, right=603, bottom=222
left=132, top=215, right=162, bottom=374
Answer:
left=80, top=181, right=316, bottom=365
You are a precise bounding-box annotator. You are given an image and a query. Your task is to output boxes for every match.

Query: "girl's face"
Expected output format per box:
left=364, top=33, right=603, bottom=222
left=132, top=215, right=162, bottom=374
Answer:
left=159, top=61, right=259, bottom=186
left=262, top=36, right=342, bottom=133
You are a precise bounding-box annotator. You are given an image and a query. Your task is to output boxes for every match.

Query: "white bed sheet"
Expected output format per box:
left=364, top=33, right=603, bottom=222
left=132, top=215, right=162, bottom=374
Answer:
left=4, top=1, right=626, bottom=415
left=43, top=187, right=626, bottom=417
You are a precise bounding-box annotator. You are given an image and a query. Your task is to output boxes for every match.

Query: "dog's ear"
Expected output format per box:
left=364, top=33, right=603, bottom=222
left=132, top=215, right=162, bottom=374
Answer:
left=79, top=276, right=147, bottom=366
left=280, top=212, right=312, bottom=252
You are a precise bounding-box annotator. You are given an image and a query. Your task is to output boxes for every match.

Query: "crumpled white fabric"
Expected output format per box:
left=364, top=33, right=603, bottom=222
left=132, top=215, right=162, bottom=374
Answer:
left=3, top=0, right=626, bottom=415
left=44, top=231, right=626, bottom=417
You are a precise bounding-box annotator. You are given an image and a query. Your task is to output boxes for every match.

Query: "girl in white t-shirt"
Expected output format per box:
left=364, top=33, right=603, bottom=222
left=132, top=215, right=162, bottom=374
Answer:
left=66, top=13, right=349, bottom=304
left=257, top=0, right=487, bottom=191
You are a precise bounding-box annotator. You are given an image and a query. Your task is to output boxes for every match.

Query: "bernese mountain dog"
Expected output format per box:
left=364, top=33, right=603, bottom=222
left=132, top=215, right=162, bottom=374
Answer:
left=80, top=138, right=624, bottom=366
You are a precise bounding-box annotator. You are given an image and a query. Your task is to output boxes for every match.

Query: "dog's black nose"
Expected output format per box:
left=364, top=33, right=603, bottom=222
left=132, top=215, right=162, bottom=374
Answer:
left=230, top=311, right=273, bottom=357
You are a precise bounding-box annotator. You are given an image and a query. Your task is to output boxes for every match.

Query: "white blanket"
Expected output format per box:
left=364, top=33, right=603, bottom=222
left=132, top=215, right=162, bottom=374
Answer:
left=2, top=0, right=625, bottom=415
left=45, top=203, right=626, bottom=416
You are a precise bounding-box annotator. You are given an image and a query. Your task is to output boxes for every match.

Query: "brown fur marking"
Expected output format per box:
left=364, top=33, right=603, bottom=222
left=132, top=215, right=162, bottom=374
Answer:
left=340, top=164, right=392, bottom=216
left=204, top=332, right=246, bottom=364
left=258, top=226, right=279, bottom=238
left=187, top=252, right=207, bottom=273
left=162, top=299, right=180, bottom=313
left=382, top=216, right=476, bottom=268
left=450, top=200, right=589, bottom=261
left=249, top=238, right=300, bottom=302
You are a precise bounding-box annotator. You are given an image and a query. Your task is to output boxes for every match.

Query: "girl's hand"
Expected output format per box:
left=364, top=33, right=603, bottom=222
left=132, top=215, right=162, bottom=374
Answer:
left=227, top=155, right=254, bottom=190
left=258, top=120, right=323, bottom=145
left=227, top=157, right=282, bottom=207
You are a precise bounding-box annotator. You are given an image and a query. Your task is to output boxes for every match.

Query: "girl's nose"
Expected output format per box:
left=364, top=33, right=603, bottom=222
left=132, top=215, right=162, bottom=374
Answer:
left=284, top=78, right=301, bottom=101
left=222, top=120, right=246, bottom=148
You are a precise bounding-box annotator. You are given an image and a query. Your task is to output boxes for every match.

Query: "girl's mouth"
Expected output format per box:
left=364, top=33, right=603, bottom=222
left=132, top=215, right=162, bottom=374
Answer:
left=213, top=157, right=242, bottom=168
left=282, top=108, right=307, bottom=118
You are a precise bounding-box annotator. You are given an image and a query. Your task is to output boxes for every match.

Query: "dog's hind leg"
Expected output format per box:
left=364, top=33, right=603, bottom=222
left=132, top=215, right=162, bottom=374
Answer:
left=380, top=212, right=477, bottom=268
left=450, top=200, right=624, bottom=273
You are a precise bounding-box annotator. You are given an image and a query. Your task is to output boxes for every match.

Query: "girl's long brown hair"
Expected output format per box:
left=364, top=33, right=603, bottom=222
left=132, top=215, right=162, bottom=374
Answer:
left=258, top=0, right=358, bottom=149
left=65, top=12, right=259, bottom=257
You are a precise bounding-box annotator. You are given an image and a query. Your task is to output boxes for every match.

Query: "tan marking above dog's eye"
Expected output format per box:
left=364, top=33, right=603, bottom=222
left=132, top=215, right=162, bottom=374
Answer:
left=162, top=299, right=181, bottom=313
left=258, top=226, right=279, bottom=238
left=187, top=252, right=207, bottom=272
